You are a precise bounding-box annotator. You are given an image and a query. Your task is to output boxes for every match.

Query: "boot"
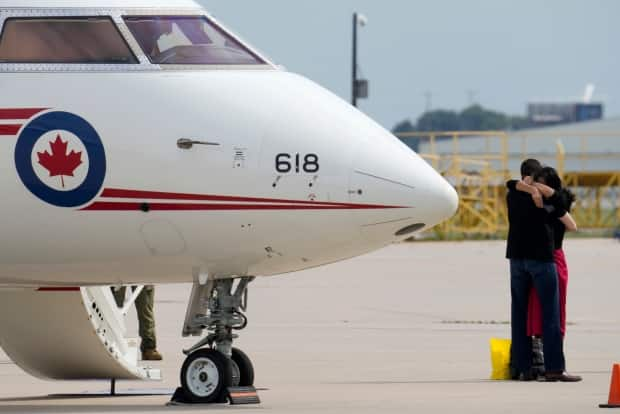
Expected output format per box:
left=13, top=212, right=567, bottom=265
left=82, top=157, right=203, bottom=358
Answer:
left=531, top=336, right=545, bottom=378
left=142, top=348, right=163, bottom=361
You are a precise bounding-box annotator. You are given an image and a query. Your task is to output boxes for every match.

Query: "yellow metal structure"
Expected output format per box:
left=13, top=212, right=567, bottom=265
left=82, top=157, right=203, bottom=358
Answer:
left=397, top=131, right=620, bottom=237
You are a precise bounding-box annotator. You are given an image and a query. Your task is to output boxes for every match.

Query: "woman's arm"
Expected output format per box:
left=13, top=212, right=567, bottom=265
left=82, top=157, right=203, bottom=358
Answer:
left=514, top=180, right=544, bottom=208
left=559, top=212, right=578, bottom=232
left=533, top=182, right=556, bottom=198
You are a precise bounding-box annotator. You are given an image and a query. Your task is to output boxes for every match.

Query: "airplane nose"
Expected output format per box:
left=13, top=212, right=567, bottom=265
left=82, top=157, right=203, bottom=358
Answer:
left=259, top=71, right=458, bottom=238
left=419, top=172, right=459, bottom=227
left=350, top=132, right=458, bottom=237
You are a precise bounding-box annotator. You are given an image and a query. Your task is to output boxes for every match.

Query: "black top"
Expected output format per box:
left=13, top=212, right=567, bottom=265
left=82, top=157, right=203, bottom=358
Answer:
left=505, top=180, right=566, bottom=262
left=552, top=219, right=566, bottom=250
left=551, top=190, right=574, bottom=250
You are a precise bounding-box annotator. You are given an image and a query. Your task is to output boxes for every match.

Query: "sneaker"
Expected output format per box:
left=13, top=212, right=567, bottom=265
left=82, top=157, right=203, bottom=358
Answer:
left=142, top=349, right=163, bottom=361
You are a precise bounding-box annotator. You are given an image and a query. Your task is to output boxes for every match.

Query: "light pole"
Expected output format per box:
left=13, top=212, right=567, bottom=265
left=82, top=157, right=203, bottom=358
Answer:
left=352, top=12, right=368, bottom=107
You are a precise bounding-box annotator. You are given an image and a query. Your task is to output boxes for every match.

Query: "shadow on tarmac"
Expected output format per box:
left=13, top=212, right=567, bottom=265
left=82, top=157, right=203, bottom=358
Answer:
left=0, top=405, right=211, bottom=413
left=0, top=389, right=270, bottom=412
left=0, top=391, right=180, bottom=413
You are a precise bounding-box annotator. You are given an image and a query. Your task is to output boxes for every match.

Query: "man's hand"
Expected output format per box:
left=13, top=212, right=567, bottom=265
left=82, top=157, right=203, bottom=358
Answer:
left=531, top=188, right=543, bottom=208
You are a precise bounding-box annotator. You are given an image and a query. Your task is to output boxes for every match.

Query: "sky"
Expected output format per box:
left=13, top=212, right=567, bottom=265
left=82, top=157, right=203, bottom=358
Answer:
left=201, top=0, right=619, bottom=130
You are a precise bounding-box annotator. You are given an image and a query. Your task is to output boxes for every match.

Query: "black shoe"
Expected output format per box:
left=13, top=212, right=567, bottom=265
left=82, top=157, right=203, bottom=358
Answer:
left=518, top=371, right=537, bottom=381
left=531, top=365, right=545, bottom=379
left=543, top=372, right=582, bottom=382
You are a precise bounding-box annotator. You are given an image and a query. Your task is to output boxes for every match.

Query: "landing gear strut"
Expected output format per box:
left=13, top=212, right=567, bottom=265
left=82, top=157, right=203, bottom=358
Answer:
left=171, top=277, right=258, bottom=405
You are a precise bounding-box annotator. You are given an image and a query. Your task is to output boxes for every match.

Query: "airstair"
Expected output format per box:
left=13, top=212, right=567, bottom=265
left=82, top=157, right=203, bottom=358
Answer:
left=0, top=286, right=161, bottom=381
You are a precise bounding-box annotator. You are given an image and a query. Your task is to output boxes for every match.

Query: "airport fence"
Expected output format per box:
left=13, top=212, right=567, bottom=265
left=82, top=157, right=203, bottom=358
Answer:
left=396, top=131, right=620, bottom=238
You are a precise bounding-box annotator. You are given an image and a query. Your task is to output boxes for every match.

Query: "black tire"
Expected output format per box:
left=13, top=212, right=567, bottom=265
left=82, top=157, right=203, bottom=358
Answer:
left=180, top=348, right=232, bottom=403
left=231, top=347, right=255, bottom=386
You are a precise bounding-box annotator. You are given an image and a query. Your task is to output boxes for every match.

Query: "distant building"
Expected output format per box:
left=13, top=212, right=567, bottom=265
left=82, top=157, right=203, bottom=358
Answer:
left=528, top=102, right=603, bottom=126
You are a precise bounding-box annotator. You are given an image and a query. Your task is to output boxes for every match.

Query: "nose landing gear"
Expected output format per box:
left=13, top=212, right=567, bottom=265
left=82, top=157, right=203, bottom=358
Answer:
left=171, top=277, right=258, bottom=405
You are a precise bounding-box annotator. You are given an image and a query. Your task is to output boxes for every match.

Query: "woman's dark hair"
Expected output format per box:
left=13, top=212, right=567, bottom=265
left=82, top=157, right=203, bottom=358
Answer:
left=534, top=166, right=561, bottom=190
left=534, top=166, right=576, bottom=211
left=558, top=188, right=577, bottom=212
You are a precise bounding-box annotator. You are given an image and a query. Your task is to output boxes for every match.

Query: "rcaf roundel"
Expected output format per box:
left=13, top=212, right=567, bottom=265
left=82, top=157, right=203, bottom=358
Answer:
left=15, top=111, right=106, bottom=208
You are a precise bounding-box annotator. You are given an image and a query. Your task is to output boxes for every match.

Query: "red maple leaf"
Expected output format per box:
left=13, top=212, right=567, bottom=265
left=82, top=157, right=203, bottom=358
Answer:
left=37, top=134, right=83, bottom=188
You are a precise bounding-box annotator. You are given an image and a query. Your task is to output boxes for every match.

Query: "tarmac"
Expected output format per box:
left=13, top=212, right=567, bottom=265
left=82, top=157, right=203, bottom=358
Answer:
left=0, top=238, right=618, bottom=413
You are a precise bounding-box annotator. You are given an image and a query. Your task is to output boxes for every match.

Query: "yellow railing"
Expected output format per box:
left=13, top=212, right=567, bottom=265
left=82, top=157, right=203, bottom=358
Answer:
left=397, top=130, right=620, bottom=236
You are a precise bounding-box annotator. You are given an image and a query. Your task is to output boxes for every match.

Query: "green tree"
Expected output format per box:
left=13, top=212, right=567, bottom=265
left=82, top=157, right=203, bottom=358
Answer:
left=392, top=119, right=419, bottom=151
left=392, top=119, right=415, bottom=133
left=393, top=105, right=529, bottom=134
left=459, top=105, right=507, bottom=130
left=416, top=110, right=460, bottom=132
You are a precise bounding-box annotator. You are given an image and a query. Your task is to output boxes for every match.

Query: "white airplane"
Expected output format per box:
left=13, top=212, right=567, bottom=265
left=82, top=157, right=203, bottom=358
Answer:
left=0, top=0, right=458, bottom=404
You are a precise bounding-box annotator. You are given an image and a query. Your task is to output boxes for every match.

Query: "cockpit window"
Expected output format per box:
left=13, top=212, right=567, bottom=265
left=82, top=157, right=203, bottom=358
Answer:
left=123, top=16, right=265, bottom=65
left=0, top=17, right=138, bottom=64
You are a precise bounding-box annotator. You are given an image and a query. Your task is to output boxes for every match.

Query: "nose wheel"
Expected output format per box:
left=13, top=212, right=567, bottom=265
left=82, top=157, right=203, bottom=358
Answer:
left=172, top=277, right=259, bottom=405
left=231, top=347, right=255, bottom=387
left=181, top=348, right=231, bottom=403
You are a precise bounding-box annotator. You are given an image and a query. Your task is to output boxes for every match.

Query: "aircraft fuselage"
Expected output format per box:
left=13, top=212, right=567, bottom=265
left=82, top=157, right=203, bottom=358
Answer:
left=0, top=4, right=458, bottom=286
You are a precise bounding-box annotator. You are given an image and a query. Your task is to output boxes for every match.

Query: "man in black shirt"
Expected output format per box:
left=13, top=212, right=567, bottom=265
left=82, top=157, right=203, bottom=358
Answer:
left=506, top=159, right=581, bottom=382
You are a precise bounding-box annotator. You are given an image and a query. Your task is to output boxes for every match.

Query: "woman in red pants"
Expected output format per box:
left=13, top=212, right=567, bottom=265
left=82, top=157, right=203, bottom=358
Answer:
left=526, top=167, right=577, bottom=337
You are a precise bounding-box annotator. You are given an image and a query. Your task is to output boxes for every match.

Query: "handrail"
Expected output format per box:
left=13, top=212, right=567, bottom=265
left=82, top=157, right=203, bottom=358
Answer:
left=397, top=129, right=620, bottom=236
left=114, top=285, right=145, bottom=316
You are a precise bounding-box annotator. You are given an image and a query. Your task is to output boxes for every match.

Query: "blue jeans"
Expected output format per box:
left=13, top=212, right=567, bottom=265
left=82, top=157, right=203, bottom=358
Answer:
left=510, top=259, right=565, bottom=373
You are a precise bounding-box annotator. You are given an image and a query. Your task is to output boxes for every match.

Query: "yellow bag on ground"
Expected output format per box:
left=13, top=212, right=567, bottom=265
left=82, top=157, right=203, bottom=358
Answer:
left=489, top=338, right=512, bottom=380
